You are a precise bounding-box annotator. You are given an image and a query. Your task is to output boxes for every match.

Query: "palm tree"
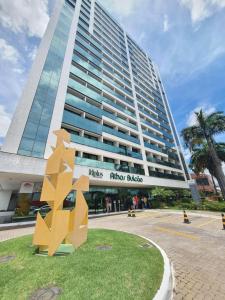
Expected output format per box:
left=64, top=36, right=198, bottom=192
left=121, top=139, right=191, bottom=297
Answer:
left=181, top=110, right=225, bottom=199
left=189, top=143, right=225, bottom=194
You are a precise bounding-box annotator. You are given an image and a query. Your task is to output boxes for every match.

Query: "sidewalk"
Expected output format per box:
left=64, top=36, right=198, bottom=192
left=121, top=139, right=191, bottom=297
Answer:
left=0, top=210, right=142, bottom=231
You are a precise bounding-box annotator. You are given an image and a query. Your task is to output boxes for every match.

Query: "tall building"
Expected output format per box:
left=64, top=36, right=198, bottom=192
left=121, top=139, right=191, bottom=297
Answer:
left=0, top=0, right=190, bottom=215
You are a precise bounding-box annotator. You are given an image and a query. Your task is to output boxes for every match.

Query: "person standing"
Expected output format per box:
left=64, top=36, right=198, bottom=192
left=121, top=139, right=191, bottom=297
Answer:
left=141, top=196, right=145, bottom=209
left=105, top=195, right=112, bottom=213
left=143, top=196, right=148, bottom=209
left=132, top=195, right=139, bottom=209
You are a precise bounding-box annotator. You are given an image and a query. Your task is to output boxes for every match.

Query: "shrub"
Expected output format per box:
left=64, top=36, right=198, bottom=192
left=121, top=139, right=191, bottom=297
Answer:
left=150, top=199, right=161, bottom=208
left=180, top=202, right=198, bottom=210
left=200, top=201, right=225, bottom=212
left=179, top=198, right=193, bottom=204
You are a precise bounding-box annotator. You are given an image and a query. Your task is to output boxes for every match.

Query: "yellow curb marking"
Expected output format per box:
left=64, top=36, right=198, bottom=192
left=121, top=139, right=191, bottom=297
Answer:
left=155, top=226, right=199, bottom=240
left=195, top=219, right=217, bottom=228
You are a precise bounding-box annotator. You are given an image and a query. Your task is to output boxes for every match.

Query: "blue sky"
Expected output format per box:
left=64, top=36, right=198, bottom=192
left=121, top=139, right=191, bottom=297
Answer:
left=0, top=0, right=225, bottom=162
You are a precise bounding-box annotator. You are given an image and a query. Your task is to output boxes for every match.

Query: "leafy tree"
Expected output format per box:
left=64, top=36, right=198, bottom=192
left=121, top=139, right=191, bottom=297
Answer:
left=181, top=110, right=225, bottom=199
left=151, top=187, right=175, bottom=200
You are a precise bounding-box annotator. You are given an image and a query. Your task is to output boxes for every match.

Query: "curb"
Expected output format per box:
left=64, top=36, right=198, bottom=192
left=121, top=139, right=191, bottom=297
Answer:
left=111, top=229, right=174, bottom=300
left=139, top=235, right=173, bottom=300
left=0, top=210, right=143, bottom=231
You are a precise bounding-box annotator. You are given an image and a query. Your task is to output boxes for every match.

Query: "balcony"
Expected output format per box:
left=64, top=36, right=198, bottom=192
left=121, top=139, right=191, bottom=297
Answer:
left=148, top=170, right=185, bottom=181
left=168, top=151, right=179, bottom=160
left=146, top=157, right=182, bottom=169
left=140, top=118, right=161, bottom=132
left=65, top=94, right=102, bottom=118
left=144, top=142, right=167, bottom=154
left=62, top=110, right=102, bottom=135
left=103, top=126, right=140, bottom=145
left=68, top=77, right=136, bottom=118
left=65, top=93, right=137, bottom=130
left=103, top=110, right=137, bottom=130
left=76, top=157, right=145, bottom=175
left=74, top=46, right=102, bottom=68
left=76, top=36, right=103, bottom=59
left=70, top=134, right=142, bottom=159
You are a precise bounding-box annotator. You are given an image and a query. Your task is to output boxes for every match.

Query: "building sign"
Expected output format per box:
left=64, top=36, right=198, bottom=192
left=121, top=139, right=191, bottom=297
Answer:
left=89, top=169, right=143, bottom=183
left=110, top=172, right=143, bottom=183
left=76, top=166, right=188, bottom=188
left=89, top=169, right=103, bottom=178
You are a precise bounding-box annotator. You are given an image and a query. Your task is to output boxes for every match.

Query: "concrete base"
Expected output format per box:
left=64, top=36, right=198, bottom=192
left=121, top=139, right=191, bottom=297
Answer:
left=0, top=191, right=12, bottom=211
left=0, top=211, right=14, bottom=224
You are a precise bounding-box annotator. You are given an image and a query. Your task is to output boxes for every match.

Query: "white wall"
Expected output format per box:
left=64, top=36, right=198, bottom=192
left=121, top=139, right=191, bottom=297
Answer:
left=0, top=191, right=12, bottom=211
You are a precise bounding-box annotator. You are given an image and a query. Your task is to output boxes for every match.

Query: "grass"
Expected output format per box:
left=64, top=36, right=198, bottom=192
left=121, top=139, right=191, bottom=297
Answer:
left=0, top=229, right=163, bottom=300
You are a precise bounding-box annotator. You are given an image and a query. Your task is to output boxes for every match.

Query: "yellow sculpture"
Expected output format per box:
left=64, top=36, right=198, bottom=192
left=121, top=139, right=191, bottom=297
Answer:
left=33, top=129, right=89, bottom=256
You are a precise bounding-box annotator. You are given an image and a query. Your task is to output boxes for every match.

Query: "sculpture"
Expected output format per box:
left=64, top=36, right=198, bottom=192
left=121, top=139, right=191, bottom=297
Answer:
left=33, top=129, right=89, bottom=256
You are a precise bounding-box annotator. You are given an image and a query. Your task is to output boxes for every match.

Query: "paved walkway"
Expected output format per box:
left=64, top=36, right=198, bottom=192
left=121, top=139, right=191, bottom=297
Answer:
left=1, top=210, right=225, bottom=300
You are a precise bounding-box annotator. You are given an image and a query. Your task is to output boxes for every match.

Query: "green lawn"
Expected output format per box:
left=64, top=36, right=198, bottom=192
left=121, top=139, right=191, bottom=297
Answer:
left=0, top=229, right=163, bottom=300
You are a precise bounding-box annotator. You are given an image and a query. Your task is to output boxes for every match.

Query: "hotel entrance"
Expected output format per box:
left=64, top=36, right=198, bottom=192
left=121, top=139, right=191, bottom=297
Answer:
left=4, top=184, right=150, bottom=223
left=85, top=186, right=150, bottom=214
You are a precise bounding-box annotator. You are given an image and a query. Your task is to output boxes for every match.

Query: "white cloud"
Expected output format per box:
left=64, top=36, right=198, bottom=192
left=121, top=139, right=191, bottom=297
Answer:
left=163, top=14, right=169, bottom=32
left=180, top=0, right=225, bottom=23
left=0, top=105, right=11, bottom=138
left=183, top=148, right=191, bottom=162
left=13, top=67, right=24, bottom=74
left=138, top=32, right=147, bottom=45
left=99, top=0, right=146, bottom=16
left=186, top=104, right=216, bottom=126
left=28, top=46, right=38, bottom=61
left=0, top=0, right=49, bottom=38
left=0, top=39, right=20, bottom=64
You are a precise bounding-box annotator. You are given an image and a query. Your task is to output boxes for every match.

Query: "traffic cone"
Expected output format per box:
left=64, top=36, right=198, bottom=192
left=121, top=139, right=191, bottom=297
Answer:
left=221, top=213, right=225, bottom=230
left=128, top=209, right=131, bottom=217
left=183, top=210, right=190, bottom=224
left=131, top=210, right=136, bottom=217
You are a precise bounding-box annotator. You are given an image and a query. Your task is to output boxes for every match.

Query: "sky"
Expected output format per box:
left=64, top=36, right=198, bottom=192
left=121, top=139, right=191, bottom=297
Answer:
left=0, top=0, right=225, bottom=164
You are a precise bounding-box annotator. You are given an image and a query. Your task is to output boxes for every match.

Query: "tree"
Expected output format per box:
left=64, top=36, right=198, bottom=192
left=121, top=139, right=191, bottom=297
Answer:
left=181, top=110, right=225, bottom=199
left=151, top=187, right=175, bottom=201
left=190, top=143, right=225, bottom=194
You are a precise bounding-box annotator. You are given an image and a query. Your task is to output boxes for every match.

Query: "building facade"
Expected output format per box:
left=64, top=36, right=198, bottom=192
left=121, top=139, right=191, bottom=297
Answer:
left=0, top=0, right=190, bottom=216
left=191, top=174, right=216, bottom=194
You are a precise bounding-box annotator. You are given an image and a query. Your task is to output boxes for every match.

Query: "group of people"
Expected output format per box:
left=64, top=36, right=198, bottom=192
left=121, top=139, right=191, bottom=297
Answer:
left=132, top=195, right=148, bottom=209
left=105, top=194, right=150, bottom=213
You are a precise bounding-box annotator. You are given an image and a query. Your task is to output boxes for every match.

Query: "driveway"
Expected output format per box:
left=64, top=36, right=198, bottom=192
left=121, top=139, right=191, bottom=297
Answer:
left=1, top=210, right=225, bottom=300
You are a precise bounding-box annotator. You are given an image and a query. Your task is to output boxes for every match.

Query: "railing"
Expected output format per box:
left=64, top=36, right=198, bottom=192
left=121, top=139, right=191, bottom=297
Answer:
left=70, top=134, right=142, bottom=159
left=103, top=126, right=140, bottom=145
left=146, top=157, right=182, bottom=169
left=148, top=170, right=185, bottom=181
left=76, top=157, right=145, bottom=175
left=144, top=142, right=167, bottom=154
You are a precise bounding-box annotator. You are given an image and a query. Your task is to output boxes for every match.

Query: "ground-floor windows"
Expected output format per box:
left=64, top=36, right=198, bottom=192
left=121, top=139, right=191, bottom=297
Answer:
left=9, top=186, right=151, bottom=222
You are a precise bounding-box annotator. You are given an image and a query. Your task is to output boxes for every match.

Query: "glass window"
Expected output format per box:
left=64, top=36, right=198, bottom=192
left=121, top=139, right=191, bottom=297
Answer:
left=18, top=2, right=74, bottom=158
left=19, top=138, right=34, bottom=151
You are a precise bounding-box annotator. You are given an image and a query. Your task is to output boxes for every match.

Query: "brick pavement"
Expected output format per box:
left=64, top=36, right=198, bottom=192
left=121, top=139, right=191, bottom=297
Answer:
left=0, top=210, right=225, bottom=299
left=88, top=211, right=225, bottom=300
